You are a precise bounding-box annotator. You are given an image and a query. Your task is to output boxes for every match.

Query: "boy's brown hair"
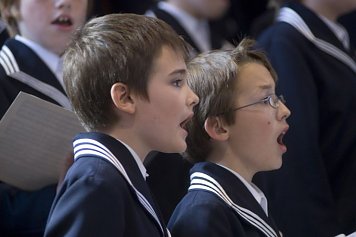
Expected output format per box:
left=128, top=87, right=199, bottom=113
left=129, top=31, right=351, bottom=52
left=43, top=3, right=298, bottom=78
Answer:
left=64, top=13, right=189, bottom=131
left=0, top=0, right=93, bottom=36
left=186, top=38, right=277, bottom=163
left=0, top=0, right=19, bottom=36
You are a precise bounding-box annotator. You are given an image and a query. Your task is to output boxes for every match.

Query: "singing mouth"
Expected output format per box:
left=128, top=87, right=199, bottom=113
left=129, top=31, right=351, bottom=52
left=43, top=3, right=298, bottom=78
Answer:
left=180, top=114, right=194, bottom=130
left=52, top=15, right=73, bottom=26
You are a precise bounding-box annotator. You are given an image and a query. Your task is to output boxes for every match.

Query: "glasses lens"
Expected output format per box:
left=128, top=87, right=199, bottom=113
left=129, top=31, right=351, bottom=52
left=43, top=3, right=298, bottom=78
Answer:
left=279, top=95, right=286, bottom=104
left=270, top=95, right=286, bottom=108
left=270, top=95, right=279, bottom=108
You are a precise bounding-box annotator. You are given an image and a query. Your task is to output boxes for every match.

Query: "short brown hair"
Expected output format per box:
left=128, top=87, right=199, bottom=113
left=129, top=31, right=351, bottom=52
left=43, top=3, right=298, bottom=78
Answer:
left=186, top=38, right=277, bottom=163
left=0, top=0, right=19, bottom=36
left=64, top=13, right=189, bottom=131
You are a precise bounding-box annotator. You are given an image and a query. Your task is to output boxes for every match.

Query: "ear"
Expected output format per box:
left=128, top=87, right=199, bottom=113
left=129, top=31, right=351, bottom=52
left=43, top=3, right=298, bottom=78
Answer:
left=110, top=82, right=135, bottom=114
left=204, top=116, right=229, bottom=141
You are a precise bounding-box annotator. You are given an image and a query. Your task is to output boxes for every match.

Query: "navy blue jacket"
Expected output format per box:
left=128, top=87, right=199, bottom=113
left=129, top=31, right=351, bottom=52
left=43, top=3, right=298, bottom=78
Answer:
left=169, top=162, right=281, bottom=237
left=0, top=38, right=66, bottom=237
left=255, top=2, right=356, bottom=236
left=45, top=132, right=169, bottom=237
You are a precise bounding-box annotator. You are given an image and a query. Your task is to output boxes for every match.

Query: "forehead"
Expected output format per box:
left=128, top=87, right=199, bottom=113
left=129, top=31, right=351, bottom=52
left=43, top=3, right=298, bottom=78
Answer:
left=235, top=62, right=275, bottom=94
left=150, top=45, right=186, bottom=76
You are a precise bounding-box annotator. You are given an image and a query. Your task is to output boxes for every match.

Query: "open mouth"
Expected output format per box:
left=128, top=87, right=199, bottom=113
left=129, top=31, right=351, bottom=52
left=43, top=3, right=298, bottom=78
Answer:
left=180, top=114, right=193, bottom=131
left=52, top=16, right=73, bottom=26
left=277, top=132, right=285, bottom=146
left=277, top=126, right=289, bottom=146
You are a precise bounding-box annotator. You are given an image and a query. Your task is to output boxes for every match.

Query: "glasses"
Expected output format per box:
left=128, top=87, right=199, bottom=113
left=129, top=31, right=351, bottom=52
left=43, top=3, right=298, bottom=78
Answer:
left=217, top=94, right=286, bottom=115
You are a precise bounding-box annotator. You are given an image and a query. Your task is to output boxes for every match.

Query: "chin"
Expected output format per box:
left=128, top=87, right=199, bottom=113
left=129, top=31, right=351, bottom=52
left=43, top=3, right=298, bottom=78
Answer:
left=268, top=158, right=283, bottom=170
left=273, top=160, right=283, bottom=170
left=158, top=142, right=186, bottom=154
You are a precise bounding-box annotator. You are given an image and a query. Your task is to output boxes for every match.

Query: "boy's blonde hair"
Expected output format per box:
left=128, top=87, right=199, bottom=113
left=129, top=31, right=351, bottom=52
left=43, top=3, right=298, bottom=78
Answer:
left=186, top=38, right=277, bottom=162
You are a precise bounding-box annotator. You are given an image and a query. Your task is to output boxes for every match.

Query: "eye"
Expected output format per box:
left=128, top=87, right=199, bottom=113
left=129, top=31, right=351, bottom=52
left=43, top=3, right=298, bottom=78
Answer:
left=172, top=79, right=184, bottom=87
left=261, top=96, right=270, bottom=105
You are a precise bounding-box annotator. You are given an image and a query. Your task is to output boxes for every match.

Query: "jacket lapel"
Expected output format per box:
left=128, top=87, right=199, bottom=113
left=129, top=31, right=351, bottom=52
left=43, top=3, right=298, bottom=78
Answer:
left=190, top=162, right=280, bottom=237
left=73, top=132, right=168, bottom=236
left=5, top=39, right=66, bottom=94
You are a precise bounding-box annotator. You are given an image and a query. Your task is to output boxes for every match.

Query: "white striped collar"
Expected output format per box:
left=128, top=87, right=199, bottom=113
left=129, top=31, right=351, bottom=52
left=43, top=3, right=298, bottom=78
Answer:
left=217, top=163, right=269, bottom=216
left=73, top=137, right=169, bottom=237
left=277, top=7, right=356, bottom=73
left=189, top=171, right=278, bottom=237
left=318, top=15, right=350, bottom=50
left=15, top=35, right=63, bottom=85
left=117, top=138, right=148, bottom=180
left=0, top=40, right=70, bottom=109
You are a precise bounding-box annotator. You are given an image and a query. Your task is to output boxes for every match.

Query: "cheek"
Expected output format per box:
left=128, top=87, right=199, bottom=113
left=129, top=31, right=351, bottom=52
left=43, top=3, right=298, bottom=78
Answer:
left=244, top=119, right=274, bottom=148
left=74, top=4, right=89, bottom=22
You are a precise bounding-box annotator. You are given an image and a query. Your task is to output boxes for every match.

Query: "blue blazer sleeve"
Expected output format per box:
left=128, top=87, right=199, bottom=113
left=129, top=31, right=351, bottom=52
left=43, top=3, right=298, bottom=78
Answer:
left=45, top=171, right=127, bottom=237
left=169, top=199, right=236, bottom=237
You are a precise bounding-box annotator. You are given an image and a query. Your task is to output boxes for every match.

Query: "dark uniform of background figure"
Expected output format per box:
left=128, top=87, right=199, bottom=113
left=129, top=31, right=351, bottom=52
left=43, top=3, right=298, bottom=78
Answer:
left=338, top=10, right=356, bottom=55
left=0, top=38, right=64, bottom=237
left=254, top=1, right=356, bottom=236
left=92, top=0, right=155, bottom=16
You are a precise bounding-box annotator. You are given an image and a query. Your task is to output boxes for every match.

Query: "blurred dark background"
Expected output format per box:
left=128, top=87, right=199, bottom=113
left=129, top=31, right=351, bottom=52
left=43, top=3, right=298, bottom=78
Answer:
left=91, top=0, right=355, bottom=47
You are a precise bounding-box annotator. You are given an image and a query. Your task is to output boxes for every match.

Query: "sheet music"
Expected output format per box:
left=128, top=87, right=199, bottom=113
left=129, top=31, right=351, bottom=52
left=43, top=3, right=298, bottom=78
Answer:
left=0, top=92, right=84, bottom=190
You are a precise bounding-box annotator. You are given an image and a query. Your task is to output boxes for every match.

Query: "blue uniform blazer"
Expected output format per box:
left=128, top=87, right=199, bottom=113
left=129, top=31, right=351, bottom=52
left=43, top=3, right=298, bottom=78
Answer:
left=168, top=162, right=281, bottom=237
left=0, top=38, right=66, bottom=237
left=45, top=132, right=169, bottom=237
left=255, top=2, right=356, bottom=236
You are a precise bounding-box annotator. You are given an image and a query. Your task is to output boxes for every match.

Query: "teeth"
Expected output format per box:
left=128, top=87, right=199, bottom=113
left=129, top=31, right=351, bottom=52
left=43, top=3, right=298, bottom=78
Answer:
left=57, top=16, right=71, bottom=24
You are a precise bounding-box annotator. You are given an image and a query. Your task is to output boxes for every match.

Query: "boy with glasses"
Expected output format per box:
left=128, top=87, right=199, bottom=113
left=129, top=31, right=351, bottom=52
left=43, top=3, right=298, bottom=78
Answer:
left=168, top=38, right=290, bottom=237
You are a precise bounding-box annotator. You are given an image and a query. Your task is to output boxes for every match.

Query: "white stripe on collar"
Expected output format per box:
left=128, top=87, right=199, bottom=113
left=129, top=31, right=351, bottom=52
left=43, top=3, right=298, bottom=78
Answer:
left=318, top=15, right=350, bottom=50
left=216, top=164, right=269, bottom=216
left=0, top=44, right=71, bottom=109
left=117, top=138, right=148, bottom=180
left=277, top=7, right=356, bottom=73
left=189, top=172, right=278, bottom=237
left=15, top=35, right=63, bottom=84
left=73, top=138, right=170, bottom=237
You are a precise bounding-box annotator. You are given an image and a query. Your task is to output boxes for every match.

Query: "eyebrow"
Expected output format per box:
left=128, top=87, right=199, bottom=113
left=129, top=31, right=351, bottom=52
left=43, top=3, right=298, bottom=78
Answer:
left=256, top=83, right=274, bottom=92
left=168, top=69, right=186, bottom=76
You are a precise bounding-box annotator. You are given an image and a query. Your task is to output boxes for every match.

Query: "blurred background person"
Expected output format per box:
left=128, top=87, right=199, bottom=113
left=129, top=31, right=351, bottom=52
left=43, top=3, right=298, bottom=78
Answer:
left=146, top=0, right=233, bottom=54
left=254, top=0, right=356, bottom=236
left=0, top=0, right=90, bottom=236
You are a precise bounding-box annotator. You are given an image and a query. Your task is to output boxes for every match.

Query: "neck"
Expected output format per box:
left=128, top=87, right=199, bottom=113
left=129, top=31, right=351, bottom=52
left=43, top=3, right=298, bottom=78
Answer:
left=208, top=144, right=254, bottom=183
left=168, top=0, right=203, bottom=20
left=101, top=125, right=148, bottom=162
left=302, top=0, right=340, bottom=21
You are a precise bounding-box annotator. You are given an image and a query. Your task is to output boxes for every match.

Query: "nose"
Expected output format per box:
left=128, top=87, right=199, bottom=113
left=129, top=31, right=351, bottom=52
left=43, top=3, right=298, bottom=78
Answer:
left=55, top=0, right=71, bottom=10
left=277, top=101, right=291, bottom=121
left=187, top=87, right=199, bottom=108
